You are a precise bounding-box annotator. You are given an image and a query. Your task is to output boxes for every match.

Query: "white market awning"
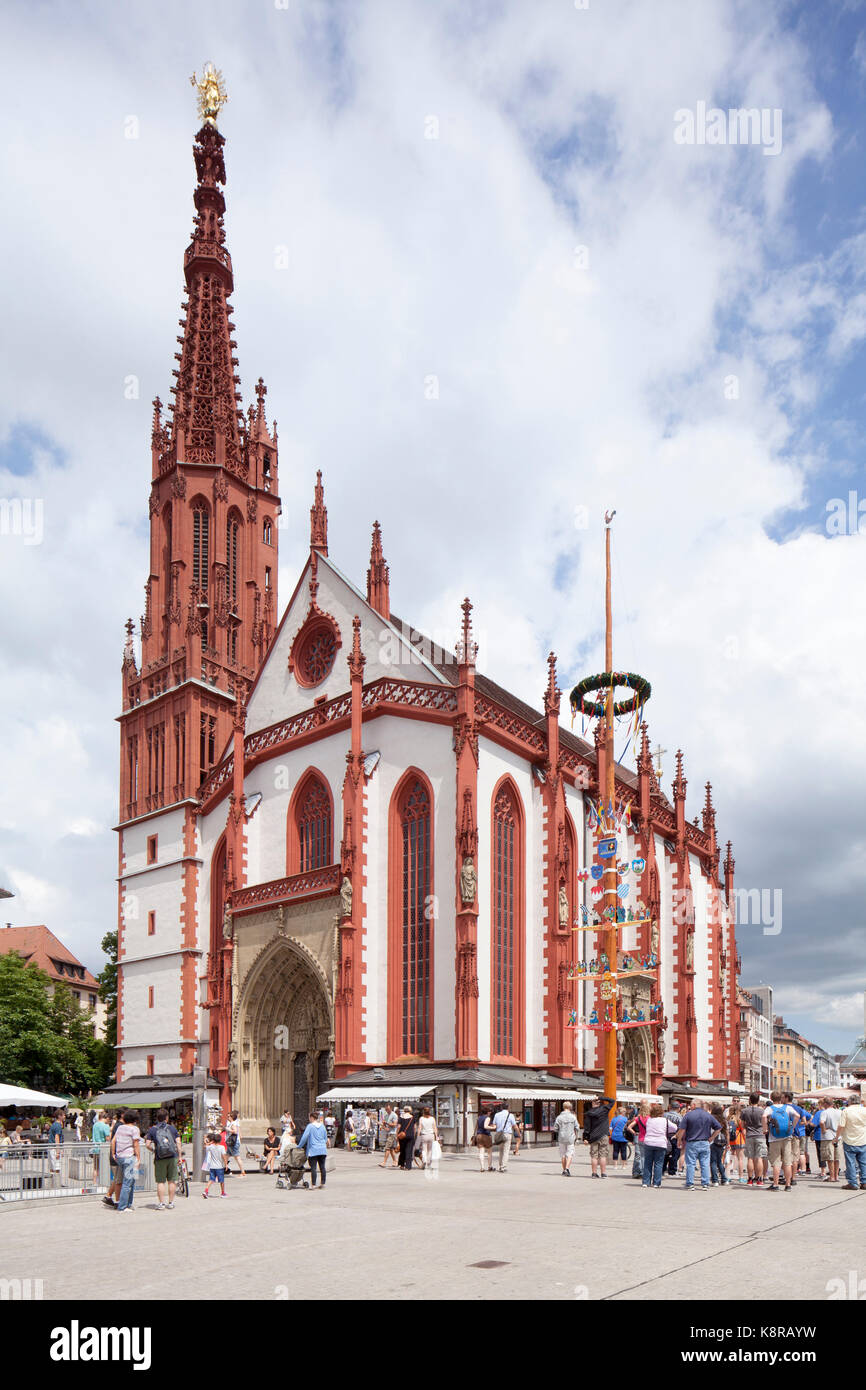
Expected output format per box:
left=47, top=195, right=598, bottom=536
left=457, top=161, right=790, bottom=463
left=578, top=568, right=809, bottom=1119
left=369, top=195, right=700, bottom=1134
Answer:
left=616, top=1090, right=661, bottom=1103
left=316, top=1085, right=434, bottom=1103
left=0, top=1084, right=68, bottom=1107
left=478, top=1087, right=596, bottom=1101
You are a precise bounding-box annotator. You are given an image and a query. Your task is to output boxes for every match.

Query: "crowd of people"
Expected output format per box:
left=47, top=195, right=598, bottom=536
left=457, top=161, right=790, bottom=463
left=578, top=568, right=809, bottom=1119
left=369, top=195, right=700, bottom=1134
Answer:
left=3, top=1090, right=864, bottom=1201
left=578, top=1090, right=866, bottom=1191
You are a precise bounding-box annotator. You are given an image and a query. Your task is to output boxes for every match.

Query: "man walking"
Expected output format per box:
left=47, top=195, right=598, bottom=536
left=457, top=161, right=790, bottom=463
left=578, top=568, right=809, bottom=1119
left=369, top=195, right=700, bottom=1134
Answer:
left=838, top=1095, right=866, bottom=1191
left=763, top=1091, right=799, bottom=1192
left=663, top=1101, right=682, bottom=1176
left=821, top=1102, right=841, bottom=1182
left=144, top=1108, right=182, bottom=1210
left=553, top=1102, right=580, bottom=1177
left=378, top=1104, right=399, bottom=1168
left=582, top=1095, right=615, bottom=1178
left=741, top=1091, right=768, bottom=1187
left=492, top=1102, right=517, bottom=1171
left=677, top=1099, right=721, bottom=1191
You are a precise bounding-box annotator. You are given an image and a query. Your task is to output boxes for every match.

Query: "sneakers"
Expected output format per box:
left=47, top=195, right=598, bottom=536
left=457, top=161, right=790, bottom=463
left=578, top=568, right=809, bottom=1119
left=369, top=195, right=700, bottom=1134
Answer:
left=167, top=1202, right=175, bottom=1209
left=746, top=1178, right=753, bottom=1187
left=156, top=1202, right=166, bottom=1210
left=102, top=1196, right=116, bottom=1208
left=591, top=1172, right=600, bottom=1179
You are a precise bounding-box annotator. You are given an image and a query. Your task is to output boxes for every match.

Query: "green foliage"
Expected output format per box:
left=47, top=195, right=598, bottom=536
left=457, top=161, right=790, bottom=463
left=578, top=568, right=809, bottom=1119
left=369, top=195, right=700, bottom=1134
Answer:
left=0, top=952, right=114, bottom=1094
left=97, top=929, right=118, bottom=1052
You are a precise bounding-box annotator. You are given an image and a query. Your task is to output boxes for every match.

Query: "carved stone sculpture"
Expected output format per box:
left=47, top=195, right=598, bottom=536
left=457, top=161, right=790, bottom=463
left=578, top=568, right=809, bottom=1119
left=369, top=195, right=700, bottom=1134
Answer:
left=340, top=876, right=353, bottom=919
left=686, top=929, right=694, bottom=971
left=222, top=904, right=233, bottom=941
left=558, top=885, right=569, bottom=927
left=651, top=920, right=659, bottom=957
left=228, top=1041, right=238, bottom=1090
left=460, top=856, right=477, bottom=905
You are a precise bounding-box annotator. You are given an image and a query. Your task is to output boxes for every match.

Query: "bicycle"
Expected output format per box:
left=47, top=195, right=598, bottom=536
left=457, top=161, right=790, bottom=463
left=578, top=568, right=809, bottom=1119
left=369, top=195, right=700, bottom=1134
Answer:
left=176, top=1154, right=190, bottom=1198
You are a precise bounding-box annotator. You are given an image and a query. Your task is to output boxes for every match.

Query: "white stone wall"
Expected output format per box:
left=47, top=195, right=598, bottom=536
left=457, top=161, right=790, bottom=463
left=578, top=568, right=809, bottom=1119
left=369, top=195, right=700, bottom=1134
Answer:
left=246, top=554, right=450, bottom=735
left=118, top=805, right=191, bottom=1066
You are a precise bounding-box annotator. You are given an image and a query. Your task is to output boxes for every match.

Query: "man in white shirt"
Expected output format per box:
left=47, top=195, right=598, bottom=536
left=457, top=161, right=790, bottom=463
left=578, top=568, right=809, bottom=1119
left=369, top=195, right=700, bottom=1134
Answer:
left=492, top=1105, right=516, bottom=1172
left=820, top=1105, right=840, bottom=1182
left=553, top=1102, right=580, bottom=1177
left=838, top=1099, right=866, bottom=1190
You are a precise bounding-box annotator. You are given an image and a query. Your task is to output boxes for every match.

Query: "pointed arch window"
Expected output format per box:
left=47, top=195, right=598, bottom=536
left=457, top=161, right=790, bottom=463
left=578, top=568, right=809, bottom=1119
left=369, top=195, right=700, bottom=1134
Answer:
left=263, top=517, right=273, bottom=546
left=192, top=503, right=210, bottom=593
left=226, top=512, right=240, bottom=607
left=293, top=773, right=333, bottom=873
left=389, top=774, right=433, bottom=1059
left=491, top=780, right=524, bottom=1061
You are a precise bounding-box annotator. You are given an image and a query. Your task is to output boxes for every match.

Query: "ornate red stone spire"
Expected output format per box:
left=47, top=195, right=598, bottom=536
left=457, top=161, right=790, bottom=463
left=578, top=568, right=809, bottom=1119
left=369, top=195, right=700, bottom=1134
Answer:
left=164, top=117, right=245, bottom=475
left=456, top=597, right=478, bottom=669
left=673, top=749, right=687, bottom=859
left=543, top=651, right=561, bottom=719
left=310, top=470, right=328, bottom=555
left=366, top=521, right=390, bottom=619
left=723, top=839, right=735, bottom=903
left=703, top=781, right=719, bottom=878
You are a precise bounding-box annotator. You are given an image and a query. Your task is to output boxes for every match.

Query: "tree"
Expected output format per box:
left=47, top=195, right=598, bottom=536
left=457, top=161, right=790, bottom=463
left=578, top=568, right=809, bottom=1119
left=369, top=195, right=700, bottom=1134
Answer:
left=97, top=929, right=118, bottom=1052
left=0, top=952, right=114, bottom=1094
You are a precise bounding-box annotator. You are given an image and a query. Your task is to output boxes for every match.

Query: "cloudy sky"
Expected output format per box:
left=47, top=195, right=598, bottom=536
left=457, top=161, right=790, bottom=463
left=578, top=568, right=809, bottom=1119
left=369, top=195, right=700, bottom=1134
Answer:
left=1, top=0, right=864, bottom=1058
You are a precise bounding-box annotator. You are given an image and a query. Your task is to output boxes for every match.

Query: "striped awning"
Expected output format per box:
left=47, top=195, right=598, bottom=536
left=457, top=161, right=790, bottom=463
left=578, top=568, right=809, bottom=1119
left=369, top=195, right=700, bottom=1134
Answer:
left=478, top=1087, right=596, bottom=1101
left=316, top=1085, right=434, bottom=1103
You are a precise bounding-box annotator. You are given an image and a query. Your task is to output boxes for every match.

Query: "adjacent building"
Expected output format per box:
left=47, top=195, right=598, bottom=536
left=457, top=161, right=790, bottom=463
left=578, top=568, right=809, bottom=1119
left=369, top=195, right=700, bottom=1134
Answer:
left=740, top=984, right=773, bottom=1093
left=0, top=924, right=105, bottom=1038
left=773, top=1015, right=811, bottom=1093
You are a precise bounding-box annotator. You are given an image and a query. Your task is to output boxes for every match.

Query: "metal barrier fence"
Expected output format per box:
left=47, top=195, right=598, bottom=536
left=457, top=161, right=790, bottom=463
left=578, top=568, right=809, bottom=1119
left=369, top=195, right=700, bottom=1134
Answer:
left=0, top=1143, right=155, bottom=1204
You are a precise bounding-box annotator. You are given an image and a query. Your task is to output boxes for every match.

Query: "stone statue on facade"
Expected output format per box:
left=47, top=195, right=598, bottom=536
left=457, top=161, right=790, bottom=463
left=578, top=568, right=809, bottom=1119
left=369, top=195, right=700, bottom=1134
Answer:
left=340, top=875, right=353, bottom=919
left=228, top=1040, right=238, bottom=1091
left=558, top=885, right=569, bottom=927
left=460, top=856, right=477, bottom=905
left=651, top=920, right=659, bottom=958
left=222, top=904, right=233, bottom=941
left=686, top=929, right=694, bottom=971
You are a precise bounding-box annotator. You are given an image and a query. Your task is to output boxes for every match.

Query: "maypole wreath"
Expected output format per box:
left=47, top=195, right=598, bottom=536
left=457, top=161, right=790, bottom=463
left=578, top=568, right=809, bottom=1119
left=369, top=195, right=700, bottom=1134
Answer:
left=569, top=670, right=651, bottom=720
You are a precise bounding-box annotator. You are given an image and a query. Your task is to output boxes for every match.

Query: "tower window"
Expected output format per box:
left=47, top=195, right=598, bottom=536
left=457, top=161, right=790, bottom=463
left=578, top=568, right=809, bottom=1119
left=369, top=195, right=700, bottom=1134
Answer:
left=193, top=505, right=210, bottom=593
left=265, top=566, right=271, bottom=590
left=199, top=713, right=216, bottom=782
left=226, top=514, right=240, bottom=605
left=147, top=835, right=158, bottom=864
left=148, top=911, right=156, bottom=936
left=263, top=518, right=272, bottom=545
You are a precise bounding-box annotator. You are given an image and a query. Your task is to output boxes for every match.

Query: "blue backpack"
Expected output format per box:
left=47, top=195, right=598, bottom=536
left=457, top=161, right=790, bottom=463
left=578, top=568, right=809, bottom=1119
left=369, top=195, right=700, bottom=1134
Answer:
left=768, top=1105, right=791, bottom=1138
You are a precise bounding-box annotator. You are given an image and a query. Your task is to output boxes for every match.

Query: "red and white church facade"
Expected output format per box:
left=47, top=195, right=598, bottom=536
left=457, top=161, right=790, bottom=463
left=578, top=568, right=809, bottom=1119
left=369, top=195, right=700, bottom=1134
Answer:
left=115, top=112, right=742, bottom=1137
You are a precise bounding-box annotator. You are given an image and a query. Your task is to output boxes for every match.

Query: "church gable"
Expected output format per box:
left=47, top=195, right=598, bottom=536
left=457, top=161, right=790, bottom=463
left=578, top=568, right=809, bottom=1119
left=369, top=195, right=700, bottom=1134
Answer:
left=245, top=547, right=450, bottom=735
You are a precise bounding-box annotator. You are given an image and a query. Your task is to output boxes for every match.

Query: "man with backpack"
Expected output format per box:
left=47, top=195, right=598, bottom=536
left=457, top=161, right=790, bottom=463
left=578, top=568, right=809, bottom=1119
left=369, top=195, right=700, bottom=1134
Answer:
left=144, top=1108, right=182, bottom=1209
left=762, top=1091, right=799, bottom=1192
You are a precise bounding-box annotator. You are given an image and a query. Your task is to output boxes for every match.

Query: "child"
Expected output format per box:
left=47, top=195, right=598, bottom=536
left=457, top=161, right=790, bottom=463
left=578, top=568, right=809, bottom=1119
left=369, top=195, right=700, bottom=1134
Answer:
left=202, top=1131, right=227, bottom=1198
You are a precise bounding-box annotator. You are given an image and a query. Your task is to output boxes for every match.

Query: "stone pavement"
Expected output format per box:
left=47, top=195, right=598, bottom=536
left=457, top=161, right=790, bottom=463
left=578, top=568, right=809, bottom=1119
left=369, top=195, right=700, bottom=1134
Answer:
left=1, top=1147, right=861, bottom=1302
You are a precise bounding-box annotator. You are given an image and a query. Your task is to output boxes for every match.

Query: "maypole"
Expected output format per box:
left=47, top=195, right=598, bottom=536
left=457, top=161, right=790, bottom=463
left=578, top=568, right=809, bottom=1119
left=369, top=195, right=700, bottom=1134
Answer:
left=566, top=512, right=655, bottom=1099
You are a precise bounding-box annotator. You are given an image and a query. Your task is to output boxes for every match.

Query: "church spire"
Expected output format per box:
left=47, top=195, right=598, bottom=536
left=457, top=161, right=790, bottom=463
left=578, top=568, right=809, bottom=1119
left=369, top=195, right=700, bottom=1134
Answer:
left=310, top=471, right=328, bottom=555
left=162, top=109, right=244, bottom=477
left=366, top=521, right=390, bottom=620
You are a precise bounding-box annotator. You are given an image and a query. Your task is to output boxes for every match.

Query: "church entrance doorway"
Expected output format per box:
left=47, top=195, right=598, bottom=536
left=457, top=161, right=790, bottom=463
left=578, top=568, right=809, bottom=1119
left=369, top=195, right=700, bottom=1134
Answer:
left=234, top=936, right=332, bottom=1132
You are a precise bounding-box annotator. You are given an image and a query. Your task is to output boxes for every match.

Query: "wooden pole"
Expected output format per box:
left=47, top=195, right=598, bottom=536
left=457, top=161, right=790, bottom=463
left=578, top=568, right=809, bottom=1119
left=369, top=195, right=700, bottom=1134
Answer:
left=603, top=517, right=618, bottom=1102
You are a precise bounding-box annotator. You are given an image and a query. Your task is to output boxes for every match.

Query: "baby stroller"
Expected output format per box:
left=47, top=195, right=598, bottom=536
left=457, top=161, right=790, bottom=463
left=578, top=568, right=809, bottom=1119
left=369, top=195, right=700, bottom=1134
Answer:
left=275, top=1143, right=311, bottom=1191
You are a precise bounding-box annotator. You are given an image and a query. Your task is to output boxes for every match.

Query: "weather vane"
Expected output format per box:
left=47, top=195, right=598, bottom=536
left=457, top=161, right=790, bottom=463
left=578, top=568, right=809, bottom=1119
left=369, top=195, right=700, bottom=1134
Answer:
left=190, top=62, right=228, bottom=126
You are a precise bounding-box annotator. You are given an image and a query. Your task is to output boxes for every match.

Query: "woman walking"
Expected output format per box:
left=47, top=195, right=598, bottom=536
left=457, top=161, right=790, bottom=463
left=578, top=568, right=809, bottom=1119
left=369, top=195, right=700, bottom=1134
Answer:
left=709, top=1105, right=729, bottom=1186
left=225, top=1111, right=246, bottom=1178
left=641, top=1104, right=669, bottom=1188
left=397, top=1107, right=417, bottom=1170
left=728, top=1105, right=747, bottom=1184
left=298, top=1111, right=330, bottom=1188
left=473, top=1107, right=495, bottom=1172
left=415, top=1107, right=440, bottom=1168
left=111, top=1110, right=141, bottom=1213
left=628, top=1102, right=650, bottom=1180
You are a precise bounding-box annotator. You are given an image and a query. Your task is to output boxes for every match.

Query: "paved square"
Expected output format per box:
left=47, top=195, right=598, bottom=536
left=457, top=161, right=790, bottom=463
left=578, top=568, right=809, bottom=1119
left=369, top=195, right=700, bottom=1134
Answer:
left=1, top=1148, right=860, bottom=1302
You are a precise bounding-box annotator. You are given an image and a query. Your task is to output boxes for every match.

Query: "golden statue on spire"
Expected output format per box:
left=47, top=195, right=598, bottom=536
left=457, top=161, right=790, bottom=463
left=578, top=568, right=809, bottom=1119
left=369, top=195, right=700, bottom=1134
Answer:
left=190, top=62, right=228, bottom=126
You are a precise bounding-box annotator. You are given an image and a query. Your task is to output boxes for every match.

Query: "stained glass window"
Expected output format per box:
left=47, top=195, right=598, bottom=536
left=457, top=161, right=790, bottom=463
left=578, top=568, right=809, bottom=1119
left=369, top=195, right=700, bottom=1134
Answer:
left=399, top=778, right=431, bottom=1056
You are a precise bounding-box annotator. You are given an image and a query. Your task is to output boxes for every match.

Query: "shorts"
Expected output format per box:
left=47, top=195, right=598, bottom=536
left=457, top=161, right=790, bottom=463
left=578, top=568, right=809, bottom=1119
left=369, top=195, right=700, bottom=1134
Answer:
left=768, top=1137, right=792, bottom=1166
left=208, top=1167, right=226, bottom=1183
left=589, top=1137, right=610, bottom=1159
left=384, top=1134, right=398, bottom=1151
left=820, top=1140, right=837, bottom=1163
left=612, top=1140, right=629, bottom=1159
left=558, top=1140, right=575, bottom=1159
left=154, top=1156, right=178, bottom=1183
left=744, top=1135, right=767, bottom=1160
left=790, top=1136, right=801, bottom=1160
